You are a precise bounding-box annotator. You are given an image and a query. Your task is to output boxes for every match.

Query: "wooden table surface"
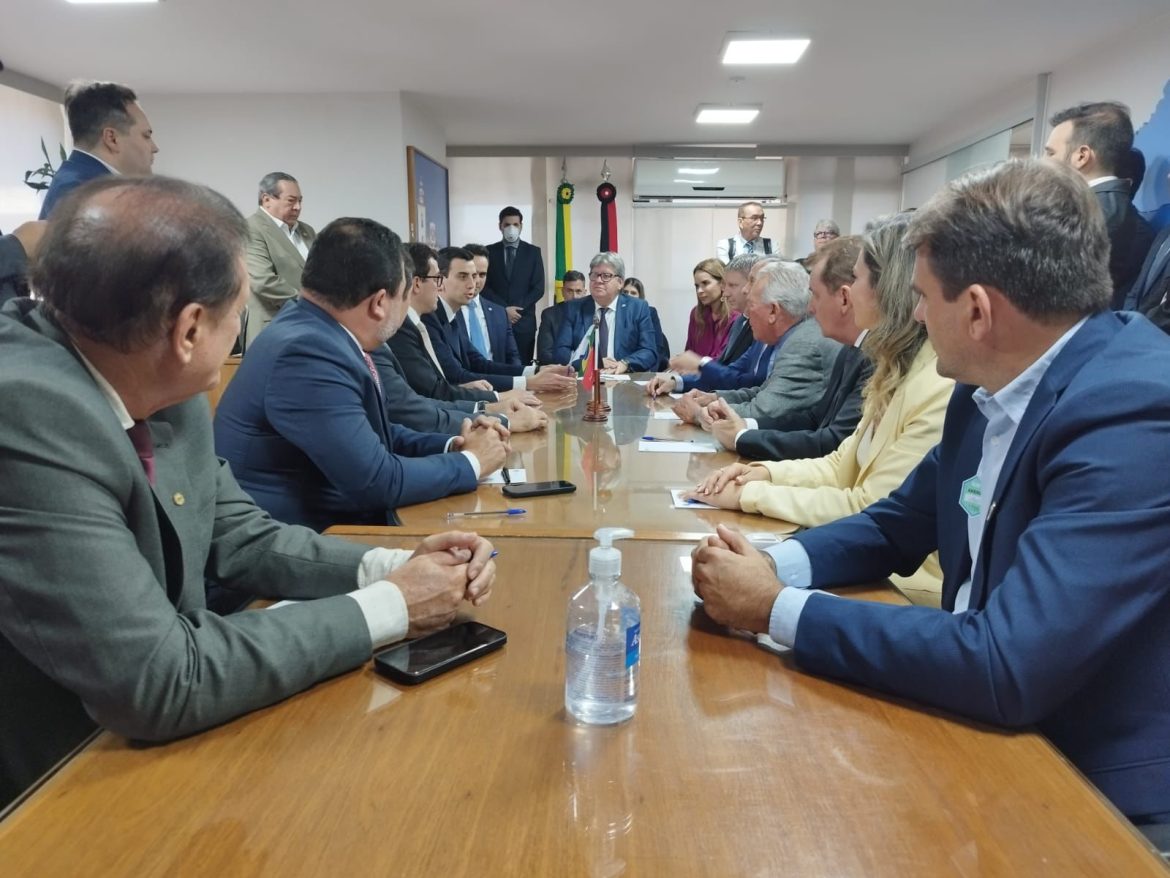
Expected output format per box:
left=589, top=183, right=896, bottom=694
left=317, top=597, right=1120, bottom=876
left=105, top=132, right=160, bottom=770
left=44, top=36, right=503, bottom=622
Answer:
left=0, top=537, right=1160, bottom=876
left=331, top=378, right=800, bottom=543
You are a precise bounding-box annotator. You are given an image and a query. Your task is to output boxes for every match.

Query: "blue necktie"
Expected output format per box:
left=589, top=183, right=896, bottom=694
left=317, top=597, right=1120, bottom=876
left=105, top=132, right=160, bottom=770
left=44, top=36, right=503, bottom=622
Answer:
left=467, top=301, right=490, bottom=357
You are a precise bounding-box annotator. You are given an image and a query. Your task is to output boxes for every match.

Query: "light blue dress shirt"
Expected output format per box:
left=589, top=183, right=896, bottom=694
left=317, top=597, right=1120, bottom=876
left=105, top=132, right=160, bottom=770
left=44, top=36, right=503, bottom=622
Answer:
left=763, top=318, right=1087, bottom=646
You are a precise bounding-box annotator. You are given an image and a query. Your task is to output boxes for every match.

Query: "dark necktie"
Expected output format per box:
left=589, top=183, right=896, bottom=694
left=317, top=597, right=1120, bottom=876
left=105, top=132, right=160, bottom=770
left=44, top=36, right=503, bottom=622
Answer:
left=504, top=246, right=515, bottom=277
left=361, top=351, right=383, bottom=398
left=745, top=240, right=755, bottom=254
left=127, top=421, right=155, bottom=485
left=598, top=307, right=610, bottom=360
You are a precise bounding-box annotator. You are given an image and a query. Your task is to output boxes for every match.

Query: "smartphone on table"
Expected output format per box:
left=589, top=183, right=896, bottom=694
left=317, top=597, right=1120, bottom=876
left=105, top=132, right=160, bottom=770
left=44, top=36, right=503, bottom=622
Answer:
left=502, top=480, right=576, bottom=498
left=373, top=621, right=507, bottom=685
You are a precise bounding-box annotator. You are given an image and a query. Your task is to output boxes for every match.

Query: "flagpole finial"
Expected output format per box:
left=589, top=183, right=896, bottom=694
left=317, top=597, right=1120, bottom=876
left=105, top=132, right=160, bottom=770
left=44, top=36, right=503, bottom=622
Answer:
left=601, top=160, right=612, bottom=182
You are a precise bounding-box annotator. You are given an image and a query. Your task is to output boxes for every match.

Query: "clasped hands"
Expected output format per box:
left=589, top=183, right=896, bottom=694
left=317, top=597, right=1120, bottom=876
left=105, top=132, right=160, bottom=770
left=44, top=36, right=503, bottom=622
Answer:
left=691, top=524, right=783, bottom=634
left=387, top=531, right=498, bottom=638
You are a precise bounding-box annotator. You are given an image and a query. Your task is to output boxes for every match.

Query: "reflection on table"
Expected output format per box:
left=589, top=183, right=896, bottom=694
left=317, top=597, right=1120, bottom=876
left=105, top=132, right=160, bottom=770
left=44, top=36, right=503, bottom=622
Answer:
left=0, top=537, right=1159, bottom=875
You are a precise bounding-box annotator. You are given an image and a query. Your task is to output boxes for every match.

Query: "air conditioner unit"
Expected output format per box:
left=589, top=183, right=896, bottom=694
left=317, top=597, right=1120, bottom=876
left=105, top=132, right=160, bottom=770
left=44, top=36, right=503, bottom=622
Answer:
left=632, top=158, right=785, bottom=203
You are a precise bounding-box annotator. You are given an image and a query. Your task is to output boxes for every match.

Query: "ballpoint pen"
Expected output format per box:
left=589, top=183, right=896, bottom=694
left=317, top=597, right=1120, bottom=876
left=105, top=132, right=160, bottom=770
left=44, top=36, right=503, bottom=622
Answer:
left=445, top=508, right=527, bottom=521
left=641, top=436, right=707, bottom=443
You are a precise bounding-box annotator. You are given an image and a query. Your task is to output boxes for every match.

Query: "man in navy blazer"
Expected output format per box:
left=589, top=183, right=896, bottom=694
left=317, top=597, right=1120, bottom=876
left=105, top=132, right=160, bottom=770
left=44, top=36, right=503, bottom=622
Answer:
left=423, top=247, right=576, bottom=395
left=1044, top=102, right=1153, bottom=309
left=39, top=81, right=158, bottom=219
left=465, top=243, right=521, bottom=366
left=692, top=160, right=1170, bottom=826
left=483, top=207, right=545, bottom=363
left=550, top=252, right=659, bottom=374
left=215, top=220, right=507, bottom=532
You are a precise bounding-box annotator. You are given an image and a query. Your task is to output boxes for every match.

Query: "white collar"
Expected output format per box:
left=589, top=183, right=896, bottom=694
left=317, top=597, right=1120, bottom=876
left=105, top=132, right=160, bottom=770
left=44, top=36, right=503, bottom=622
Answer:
left=72, top=345, right=134, bottom=429
left=72, top=148, right=119, bottom=175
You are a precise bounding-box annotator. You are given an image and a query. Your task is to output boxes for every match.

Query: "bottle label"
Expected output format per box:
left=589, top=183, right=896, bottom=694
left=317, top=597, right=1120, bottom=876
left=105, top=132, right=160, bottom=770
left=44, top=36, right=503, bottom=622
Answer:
left=624, top=620, right=640, bottom=669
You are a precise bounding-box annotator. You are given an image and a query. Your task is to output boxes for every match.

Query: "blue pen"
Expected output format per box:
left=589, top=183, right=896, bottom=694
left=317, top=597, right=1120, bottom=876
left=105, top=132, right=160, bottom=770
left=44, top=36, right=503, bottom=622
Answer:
left=445, top=508, right=527, bottom=521
left=642, top=436, right=705, bottom=443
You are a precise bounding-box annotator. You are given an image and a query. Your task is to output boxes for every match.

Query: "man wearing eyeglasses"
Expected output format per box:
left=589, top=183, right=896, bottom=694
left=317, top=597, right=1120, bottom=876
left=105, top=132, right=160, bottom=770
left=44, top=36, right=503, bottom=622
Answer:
left=551, top=252, right=659, bottom=375
left=716, top=201, right=776, bottom=263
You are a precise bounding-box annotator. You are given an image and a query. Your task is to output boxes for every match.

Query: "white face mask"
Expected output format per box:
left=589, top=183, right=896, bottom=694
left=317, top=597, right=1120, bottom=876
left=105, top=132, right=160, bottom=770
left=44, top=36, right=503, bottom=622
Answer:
left=502, top=225, right=521, bottom=244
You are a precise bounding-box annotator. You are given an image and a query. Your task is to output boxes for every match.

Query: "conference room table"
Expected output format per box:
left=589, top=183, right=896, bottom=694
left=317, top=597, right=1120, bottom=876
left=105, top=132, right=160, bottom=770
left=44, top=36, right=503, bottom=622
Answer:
left=331, top=377, right=801, bottom=543
left=1, top=535, right=1162, bottom=875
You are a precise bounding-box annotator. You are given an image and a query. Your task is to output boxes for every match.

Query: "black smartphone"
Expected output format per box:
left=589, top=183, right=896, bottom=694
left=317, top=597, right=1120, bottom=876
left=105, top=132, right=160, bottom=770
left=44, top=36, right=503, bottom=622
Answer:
left=502, top=480, right=577, bottom=498
left=373, top=621, right=507, bottom=685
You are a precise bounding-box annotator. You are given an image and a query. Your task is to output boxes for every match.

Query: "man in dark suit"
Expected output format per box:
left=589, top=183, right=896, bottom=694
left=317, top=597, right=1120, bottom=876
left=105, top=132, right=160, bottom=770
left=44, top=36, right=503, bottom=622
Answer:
left=0, top=222, right=45, bottom=305
left=0, top=176, right=497, bottom=809
left=692, top=159, right=1170, bottom=828
left=1130, top=223, right=1170, bottom=317
left=39, top=80, right=158, bottom=219
left=424, top=247, right=576, bottom=394
left=464, top=243, right=521, bottom=366
left=536, top=270, right=587, bottom=364
left=1044, top=101, right=1154, bottom=308
left=214, top=221, right=508, bottom=532
left=483, top=206, right=545, bottom=363
left=550, top=252, right=660, bottom=374
left=706, top=236, right=872, bottom=457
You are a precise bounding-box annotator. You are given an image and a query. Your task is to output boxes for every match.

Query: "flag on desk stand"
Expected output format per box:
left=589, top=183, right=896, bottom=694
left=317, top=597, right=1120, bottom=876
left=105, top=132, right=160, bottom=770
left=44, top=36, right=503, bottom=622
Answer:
left=580, top=325, right=598, bottom=391
left=554, top=181, right=574, bottom=304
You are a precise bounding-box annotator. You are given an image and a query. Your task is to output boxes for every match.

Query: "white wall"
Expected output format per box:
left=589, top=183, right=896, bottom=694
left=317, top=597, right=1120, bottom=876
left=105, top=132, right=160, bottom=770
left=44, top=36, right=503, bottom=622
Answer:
left=905, top=10, right=1170, bottom=211
left=449, top=152, right=902, bottom=355
left=0, top=84, right=66, bottom=229
left=142, top=92, right=413, bottom=235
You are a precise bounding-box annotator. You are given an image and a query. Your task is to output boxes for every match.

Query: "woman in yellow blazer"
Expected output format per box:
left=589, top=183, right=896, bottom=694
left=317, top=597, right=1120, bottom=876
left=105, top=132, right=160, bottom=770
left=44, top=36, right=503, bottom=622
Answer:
left=689, top=212, right=953, bottom=604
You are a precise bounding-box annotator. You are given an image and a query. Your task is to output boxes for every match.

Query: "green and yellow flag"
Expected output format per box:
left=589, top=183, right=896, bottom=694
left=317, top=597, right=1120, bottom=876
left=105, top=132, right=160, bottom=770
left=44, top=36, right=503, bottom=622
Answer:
left=555, top=182, right=574, bottom=303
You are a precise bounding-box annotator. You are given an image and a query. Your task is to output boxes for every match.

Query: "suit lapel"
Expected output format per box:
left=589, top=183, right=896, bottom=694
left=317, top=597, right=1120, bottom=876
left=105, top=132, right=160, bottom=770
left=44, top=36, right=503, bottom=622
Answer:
left=260, top=215, right=306, bottom=268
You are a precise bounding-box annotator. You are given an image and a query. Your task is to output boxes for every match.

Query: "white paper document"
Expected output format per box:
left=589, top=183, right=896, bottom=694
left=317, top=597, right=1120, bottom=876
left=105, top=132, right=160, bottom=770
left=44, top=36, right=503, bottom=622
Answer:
left=670, top=489, right=716, bottom=509
left=601, top=373, right=631, bottom=382
left=653, top=410, right=682, bottom=421
left=638, top=439, right=718, bottom=453
left=481, top=468, right=527, bottom=485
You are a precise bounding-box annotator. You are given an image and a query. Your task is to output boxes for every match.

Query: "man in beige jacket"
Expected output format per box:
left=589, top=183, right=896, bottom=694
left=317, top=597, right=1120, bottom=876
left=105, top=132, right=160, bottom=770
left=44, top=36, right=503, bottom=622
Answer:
left=244, top=171, right=316, bottom=350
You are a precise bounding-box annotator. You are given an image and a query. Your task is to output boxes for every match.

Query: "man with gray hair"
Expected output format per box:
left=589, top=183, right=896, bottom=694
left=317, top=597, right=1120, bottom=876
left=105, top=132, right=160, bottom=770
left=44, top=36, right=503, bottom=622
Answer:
left=812, top=219, right=840, bottom=250
left=672, top=260, right=841, bottom=427
left=39, top=80, right=158, bottom=219
left=550, top=252, right=659, bottom=374
left=244, top=171, right=317, bottom=349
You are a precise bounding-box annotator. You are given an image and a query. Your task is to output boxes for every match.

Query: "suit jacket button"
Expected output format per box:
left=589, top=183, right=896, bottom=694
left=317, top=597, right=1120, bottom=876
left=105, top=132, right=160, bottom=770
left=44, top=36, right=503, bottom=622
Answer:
left=172, top=492, right=186, bottom=506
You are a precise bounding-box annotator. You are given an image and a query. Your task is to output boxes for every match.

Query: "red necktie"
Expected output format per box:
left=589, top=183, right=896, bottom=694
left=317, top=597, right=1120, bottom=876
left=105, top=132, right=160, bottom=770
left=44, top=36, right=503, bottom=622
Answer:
left=127, top=421, right=156, bottom=485
left=362, top=351, right=383, bottom=397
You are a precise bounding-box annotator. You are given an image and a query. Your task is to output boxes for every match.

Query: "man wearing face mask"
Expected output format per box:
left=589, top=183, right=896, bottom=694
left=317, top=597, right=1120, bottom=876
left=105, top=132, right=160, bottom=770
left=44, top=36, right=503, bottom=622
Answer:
left=484, top=206, right=545, bottom=364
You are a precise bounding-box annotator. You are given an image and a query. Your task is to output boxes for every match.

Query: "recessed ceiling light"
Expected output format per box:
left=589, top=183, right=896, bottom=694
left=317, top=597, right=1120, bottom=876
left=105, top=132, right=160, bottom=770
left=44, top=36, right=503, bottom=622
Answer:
left=722, top=38, right=810, bottom=65
left=695, top=107, right=760, bottom=125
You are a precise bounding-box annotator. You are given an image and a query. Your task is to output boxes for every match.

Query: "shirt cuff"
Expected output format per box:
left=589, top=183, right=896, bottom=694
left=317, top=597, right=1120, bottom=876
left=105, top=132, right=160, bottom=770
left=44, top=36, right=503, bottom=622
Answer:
left=763, top=540, right=813, bottom=589
left=357, top=546, right=414, bottom=587
left=699, top=356, right=712, bottom=367
left=667, top=371, right=682, bottom=389
left=768, top=587, right=816, bottom=648
left=743, top=418, right=759, bottom=430
left=522, top=365, right=536, bottom=377
left=460, top=450, right=482, bottom=479
left=346, top=581, right=409, bottom=649
left=513, top=376, right=526, bottom=390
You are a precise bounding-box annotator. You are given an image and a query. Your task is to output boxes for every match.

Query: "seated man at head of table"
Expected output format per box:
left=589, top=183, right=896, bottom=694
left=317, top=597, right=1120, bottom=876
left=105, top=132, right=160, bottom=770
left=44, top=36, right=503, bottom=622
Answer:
left=214, top=218, right=508, bottom=532
left=423, top=246, right=577, bottom=394
left=549, top=251, right=660, bottom=375
left=704, top=236, right=873, bottom=459
left=0, top=175, right=497, bottom=809
left=691, top=158, right=1170, bottom=829
left=668, top=260, right=842, bottom=429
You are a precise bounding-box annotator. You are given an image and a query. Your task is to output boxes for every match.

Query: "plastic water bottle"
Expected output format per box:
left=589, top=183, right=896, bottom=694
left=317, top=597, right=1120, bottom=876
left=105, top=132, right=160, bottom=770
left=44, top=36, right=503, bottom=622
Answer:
left=565, top=527, right=640, bottom=725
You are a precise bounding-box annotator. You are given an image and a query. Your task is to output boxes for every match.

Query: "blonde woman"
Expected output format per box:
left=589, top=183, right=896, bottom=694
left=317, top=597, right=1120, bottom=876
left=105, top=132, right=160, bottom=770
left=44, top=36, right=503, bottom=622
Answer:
left=688, top=213, right=953, bottom=604
left=684, top=258, right=737, bottom=359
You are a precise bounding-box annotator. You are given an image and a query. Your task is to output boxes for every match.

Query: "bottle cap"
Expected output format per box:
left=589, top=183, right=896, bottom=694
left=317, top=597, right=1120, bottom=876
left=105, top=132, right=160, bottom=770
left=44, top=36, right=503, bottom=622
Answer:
left=589, top=527, right=634, bottom=578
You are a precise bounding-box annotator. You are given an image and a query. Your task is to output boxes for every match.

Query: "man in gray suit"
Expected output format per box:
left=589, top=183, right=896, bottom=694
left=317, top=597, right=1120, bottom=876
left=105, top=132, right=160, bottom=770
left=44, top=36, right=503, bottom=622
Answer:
left=244, top=171, right=317, bottom=349
left=0, top=176, right=496, bottom=809
left=673, top=260, right=841, bottom=426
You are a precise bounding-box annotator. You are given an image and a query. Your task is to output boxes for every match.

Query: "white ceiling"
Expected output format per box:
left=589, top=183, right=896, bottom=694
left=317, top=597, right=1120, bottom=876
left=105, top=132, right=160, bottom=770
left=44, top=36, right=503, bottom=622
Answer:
left=2, top=0, right=1166, bottom=148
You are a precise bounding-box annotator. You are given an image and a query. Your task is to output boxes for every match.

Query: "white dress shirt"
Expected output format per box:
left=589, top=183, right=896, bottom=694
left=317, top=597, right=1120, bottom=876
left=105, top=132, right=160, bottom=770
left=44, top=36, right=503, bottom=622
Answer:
left=264, top=208, right=310, bottom=260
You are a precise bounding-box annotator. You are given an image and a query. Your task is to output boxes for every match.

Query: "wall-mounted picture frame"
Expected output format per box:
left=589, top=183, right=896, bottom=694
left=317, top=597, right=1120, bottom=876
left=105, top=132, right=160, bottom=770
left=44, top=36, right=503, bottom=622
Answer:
left=406, top=146, right=450, bottom=249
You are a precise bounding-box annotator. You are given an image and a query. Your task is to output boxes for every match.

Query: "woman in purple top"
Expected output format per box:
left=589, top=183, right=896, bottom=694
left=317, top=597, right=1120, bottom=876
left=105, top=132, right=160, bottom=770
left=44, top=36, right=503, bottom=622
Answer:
left=684, top=258, right=738, bottom=359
